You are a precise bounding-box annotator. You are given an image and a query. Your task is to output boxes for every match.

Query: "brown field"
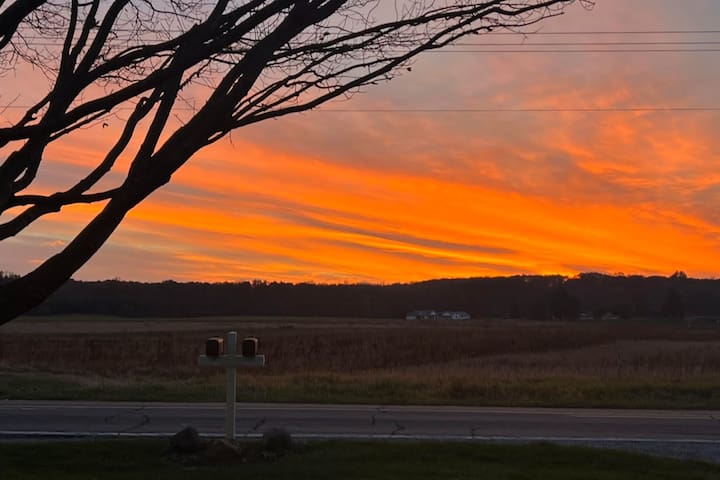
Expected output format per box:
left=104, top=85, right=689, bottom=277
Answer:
left=2, top=315, right=720, bottom=406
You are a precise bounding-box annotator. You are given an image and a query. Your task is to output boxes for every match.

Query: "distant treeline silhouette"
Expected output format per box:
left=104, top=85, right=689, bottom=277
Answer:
left=4, top=271, right=719, bottom=320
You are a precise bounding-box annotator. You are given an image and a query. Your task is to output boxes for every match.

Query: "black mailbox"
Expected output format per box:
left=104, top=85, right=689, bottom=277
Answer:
left=206, top=336, right=224, bottom=357
left=241, top=337, right=258, bottom=357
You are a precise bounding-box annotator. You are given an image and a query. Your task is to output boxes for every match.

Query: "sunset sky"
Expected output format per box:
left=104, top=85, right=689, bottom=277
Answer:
left=2, top=0, right=720, bottom=283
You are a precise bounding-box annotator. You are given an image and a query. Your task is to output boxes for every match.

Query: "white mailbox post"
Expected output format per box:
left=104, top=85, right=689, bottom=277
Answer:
left=198, top=331, right=265, bottom=440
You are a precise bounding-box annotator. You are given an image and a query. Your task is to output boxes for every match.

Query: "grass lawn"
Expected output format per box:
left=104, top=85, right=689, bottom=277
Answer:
left=1, top=440, right=719, bottom=480
left=3, top=369, right=720, bottom=409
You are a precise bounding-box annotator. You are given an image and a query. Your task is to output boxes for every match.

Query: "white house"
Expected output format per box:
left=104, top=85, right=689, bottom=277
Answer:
left=406, top=310, right=470, bottom=321
left=405, top=310, right=438, bottom=321
left=439, top=311, right=471, bottom=320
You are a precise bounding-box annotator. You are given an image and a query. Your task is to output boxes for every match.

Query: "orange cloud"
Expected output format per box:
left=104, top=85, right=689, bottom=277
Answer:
left=3, top=0, right=720, bottom=282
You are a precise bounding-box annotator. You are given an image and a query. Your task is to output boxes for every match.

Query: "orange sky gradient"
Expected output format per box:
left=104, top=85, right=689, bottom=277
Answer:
left=1, top=0, right=720, bottom=283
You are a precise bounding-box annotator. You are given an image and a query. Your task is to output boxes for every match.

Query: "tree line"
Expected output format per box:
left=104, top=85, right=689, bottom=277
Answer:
left=10, top=272, right=719, bottom=321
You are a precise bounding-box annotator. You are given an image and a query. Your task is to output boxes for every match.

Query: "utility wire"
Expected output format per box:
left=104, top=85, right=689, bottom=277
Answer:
left=312, top=107, right=720, bottom=113
left=481, top=30, right=720, bottom=35
left=11, top=41, right=720, bottom=53
left=13, top=29, right=720, bottom=38
left=2, top=106, right=720, bottom=113
left=452, top=41, right=720, bottom=46
left=13, top=34, right=720, bottom=45
left=12, top=31, right=720, bottom=47
left=419, top=49, right=720, bottom=53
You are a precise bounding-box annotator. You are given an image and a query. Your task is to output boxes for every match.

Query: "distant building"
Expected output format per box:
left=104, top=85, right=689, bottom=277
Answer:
left=406, top=310, right=470, bottom=321
left=405, top=310, right=437, bottom=321
left=439, top=310, right=471, bottom=321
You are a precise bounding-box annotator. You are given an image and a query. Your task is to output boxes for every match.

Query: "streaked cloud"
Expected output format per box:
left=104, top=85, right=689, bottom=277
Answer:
left=1, top=0, right=720, bottom=282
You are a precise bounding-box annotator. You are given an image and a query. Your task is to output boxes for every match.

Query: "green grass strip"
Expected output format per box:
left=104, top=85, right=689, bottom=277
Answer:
left=3, top=370, right=720, bottom=409
left=1, top=440, right=719, bottom=480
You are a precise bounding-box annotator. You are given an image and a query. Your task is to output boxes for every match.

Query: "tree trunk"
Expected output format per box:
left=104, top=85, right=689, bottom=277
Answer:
left=0, top=193, right=136, bottom=324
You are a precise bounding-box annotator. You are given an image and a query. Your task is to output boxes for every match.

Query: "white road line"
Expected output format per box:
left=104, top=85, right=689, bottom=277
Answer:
left=0, top=403, right=717, bottom=419
left=1, top=430, right=720, bottom=443
left=0, top=410, right=713, bottom=421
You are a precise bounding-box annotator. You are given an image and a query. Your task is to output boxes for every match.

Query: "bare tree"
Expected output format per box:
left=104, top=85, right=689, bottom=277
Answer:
left=0, top=0, right=593, bottom=324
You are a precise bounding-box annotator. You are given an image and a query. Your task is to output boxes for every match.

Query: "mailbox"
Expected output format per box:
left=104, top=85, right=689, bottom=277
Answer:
left=241, top=337, right=258, bottom=357
left=205, top=336, right=224, bottom=357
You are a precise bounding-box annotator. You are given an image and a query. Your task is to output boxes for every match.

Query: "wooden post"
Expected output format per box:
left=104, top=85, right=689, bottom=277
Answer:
left=198, top=331, right=265, bottom=442
left=225, top=331, right=237, bottom=441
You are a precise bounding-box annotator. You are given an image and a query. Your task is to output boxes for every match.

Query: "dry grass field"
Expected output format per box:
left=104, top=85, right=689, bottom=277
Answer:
left=2, top=316, right=720, bottom=407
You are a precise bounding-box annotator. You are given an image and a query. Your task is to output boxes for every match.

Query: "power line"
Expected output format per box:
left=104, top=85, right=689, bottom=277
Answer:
left=14, top=29, right=720, bottom=38
left=13, top=32, right=720, bottom=49
left=15, top=39, right=720, bottom=46
left=2, top=106, right=720, bottom=113
left=312, top=107, right=720, bottom=113
left=453, top=41, right=720, bottom=46
left=482, top=30, right=720, bottom=35
left=11, top=41, right=720, bottom=53
left=420, top=48, right=720, bottom=53
left=12, top=30, right=720, bottom=52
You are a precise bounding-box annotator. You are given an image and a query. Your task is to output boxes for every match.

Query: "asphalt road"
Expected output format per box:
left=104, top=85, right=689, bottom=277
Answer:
left=2, top=401, right=720, bottom=462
